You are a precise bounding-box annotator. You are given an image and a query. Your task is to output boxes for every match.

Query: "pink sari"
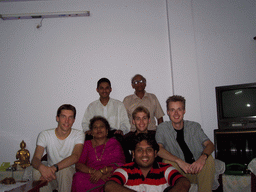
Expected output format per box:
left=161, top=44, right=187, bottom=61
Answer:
left=72, top=138, right=126, bottom=192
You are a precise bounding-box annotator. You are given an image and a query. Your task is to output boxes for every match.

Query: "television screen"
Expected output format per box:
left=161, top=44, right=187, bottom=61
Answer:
left=222, top=88, right=256, bottom=118
left=216, top=83, right=256, bottom=128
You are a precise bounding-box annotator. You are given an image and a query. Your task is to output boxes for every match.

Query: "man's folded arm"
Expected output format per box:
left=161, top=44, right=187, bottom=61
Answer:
left=157, top=143, right=192, bottom=173
left=31, top=145, right=56, bottom=181
left=56, top=143, right=83, bottom=170
left=104, top=180, right=136, bottom=192
left=170, top=177, right=191, bottom=192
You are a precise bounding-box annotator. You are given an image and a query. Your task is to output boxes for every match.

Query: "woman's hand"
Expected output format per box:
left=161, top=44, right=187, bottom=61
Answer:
left=100, top=171, right=112, bottom=182
left=89, top=170, right=103, bottom=183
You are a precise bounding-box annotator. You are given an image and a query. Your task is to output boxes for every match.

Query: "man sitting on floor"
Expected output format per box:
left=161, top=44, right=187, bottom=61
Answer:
left=104, top=133, right=190, bottom=192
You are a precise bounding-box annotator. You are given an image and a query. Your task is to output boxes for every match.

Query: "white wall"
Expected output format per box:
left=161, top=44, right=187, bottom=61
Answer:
left=193, top=0, right=256, bottom=140
left=0, top=0, right=255, bottom=163
left=167, top=0, right=256, bottom=141
left=0, top=0, right=172, bottom=163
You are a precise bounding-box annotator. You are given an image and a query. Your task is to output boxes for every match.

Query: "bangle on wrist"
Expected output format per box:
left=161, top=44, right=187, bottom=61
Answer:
left=105, top=166, right=108, bottom=173
left=100, top=169, right=104, bottom=174
left=202, top=152, right=209, bottom=159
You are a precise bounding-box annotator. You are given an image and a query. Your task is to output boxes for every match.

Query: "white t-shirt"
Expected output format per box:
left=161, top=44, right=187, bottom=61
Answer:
left=36, top=128, right=85, bottom=166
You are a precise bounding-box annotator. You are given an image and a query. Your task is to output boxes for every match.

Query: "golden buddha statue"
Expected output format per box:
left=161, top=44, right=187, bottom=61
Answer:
left=14, top=140, right=31, bottom=169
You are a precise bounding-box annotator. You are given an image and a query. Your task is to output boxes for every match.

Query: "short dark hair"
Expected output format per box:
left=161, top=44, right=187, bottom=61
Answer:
left=56, top=104, right=76, bottom=118
left=131, top=74, right=146, bottom=84
left=97, top=78, right=111, bottom=88
left=132, top=133, right=159, bottom=153
left=132, top=106, right=150, bottom=119
left=166, top=95, right=186, bottom=110
left=89, top=116, right=111, bottom=131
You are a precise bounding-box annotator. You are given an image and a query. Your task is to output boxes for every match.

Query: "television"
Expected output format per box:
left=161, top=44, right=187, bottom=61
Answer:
left=216, top=82, right=256, bottom=129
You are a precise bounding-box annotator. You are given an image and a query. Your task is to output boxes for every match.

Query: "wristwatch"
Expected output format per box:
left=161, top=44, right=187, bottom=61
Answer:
left=202, top=152, right=209, bottom=159
left=53, top=164, right=59, bottom=172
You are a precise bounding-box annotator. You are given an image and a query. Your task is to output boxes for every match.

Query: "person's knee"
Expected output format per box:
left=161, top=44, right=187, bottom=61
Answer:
left=204, top=155, right=215, bottom=173
left=32, top=168, right=41, bottom=180
left=55, top=166, right=75, bottom=190
left=58, top=166, right=75, bottom=178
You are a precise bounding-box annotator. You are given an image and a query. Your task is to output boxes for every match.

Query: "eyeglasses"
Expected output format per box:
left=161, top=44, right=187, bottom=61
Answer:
left=133, top=80, right=145, bottom=85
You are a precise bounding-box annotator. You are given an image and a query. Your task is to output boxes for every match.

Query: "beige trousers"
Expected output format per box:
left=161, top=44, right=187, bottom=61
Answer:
left=32, top=166, right=75, bottom=192
left=163, top=155, right=215, bottom=192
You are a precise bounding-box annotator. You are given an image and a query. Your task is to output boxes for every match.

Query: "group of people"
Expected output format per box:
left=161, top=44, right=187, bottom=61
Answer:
left=31, top=74, right=215, bottom=192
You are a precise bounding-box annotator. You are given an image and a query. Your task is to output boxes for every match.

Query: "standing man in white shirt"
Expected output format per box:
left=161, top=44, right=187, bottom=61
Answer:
left=31, top=104, right=85, bottom=192
left=82, top=78, right=130, bottom=135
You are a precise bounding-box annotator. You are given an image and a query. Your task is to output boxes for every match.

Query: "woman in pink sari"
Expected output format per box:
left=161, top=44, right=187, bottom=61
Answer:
left=72, top=116, right=126, bottom=192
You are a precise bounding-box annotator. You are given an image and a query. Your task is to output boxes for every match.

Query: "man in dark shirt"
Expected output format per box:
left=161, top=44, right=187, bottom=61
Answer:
left=124, top=106, right=159, bottom=162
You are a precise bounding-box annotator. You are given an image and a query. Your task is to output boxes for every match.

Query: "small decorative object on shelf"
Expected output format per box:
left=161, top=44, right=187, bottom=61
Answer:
left=0, top=162, right=10, bottom=171
left=14, top=140, right=31, bottom=169
left=0, top=177, right=16, bottom=184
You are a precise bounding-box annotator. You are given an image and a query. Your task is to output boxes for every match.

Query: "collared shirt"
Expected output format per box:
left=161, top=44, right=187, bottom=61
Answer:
left=81, top=98, right=130, bottom=134
left=109, top=161, right=184, bottom=192
left=155, top=120, right=210, bottom=161
left=123, top=92, right=165, bottom=131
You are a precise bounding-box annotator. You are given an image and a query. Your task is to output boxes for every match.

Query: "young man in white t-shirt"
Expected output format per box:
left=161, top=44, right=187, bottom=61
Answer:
left=31, top=104, right=85, bottom=192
